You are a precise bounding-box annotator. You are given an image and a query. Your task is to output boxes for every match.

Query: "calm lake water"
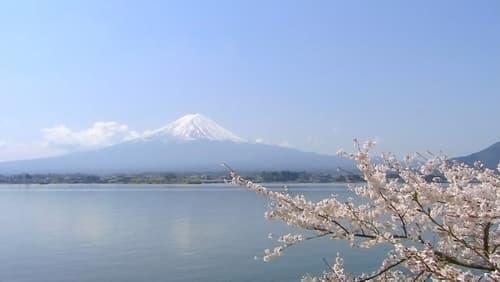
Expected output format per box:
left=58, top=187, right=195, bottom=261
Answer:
left=0, top=184, right=388, bottom=282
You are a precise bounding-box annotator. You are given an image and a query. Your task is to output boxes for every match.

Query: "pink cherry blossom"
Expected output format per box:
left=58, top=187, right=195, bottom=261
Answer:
left=226, top=140, right=499, bottom=281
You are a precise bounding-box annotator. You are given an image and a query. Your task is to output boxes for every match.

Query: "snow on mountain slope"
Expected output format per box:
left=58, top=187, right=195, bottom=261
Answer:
left=141, top=114, right=246, bottom=143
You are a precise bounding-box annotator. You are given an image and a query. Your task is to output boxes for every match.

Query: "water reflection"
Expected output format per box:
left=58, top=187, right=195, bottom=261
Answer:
left=171, top=218, right=193, bottom=254
left=74, top=210, right=109, bottom=242
left=0, top=184, right=385, bottom=282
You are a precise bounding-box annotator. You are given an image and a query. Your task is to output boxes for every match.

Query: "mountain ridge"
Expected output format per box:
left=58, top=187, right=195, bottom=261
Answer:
left=0, top=114, right=353, bottom=174
left=0, top=140, right=353, bottom=174
left=454, top=141, right=500, bottom=170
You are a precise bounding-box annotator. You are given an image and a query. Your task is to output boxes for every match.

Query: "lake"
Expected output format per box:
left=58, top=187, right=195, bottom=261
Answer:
left=0, top=184, right=389, bottom=282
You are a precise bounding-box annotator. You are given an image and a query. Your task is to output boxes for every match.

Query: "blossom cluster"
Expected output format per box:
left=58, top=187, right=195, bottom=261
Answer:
left=227, top=141, right=499, bottom=281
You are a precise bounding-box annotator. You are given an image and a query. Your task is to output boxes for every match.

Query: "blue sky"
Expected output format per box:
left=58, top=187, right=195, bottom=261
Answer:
left=0, top=0, right=499, bottom=160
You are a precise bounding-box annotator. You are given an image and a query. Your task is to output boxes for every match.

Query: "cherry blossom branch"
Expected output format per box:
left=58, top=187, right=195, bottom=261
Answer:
left=223, top=140, right=500, bottom=281
left=357, top=258, right=407, bottom=281
left=484, top=222, right=491, bottom=258
left=433, top=251, right=495, bottom=271
left=413, top=192, right=495, bottom=270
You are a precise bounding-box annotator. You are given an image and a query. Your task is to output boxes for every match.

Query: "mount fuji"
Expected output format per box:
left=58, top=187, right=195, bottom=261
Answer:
left=140, top=113, right=246, bottom=143
left=0, top=114, right=353, bottom=174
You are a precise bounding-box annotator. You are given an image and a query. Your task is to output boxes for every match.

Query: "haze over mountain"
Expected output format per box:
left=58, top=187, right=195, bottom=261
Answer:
left=0, top=114, right=353, bottom=174
left=454, top=141, right=500, bottom=170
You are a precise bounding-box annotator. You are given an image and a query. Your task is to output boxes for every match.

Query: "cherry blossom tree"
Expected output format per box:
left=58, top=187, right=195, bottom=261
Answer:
left=226, top=141, right=499, bottom=281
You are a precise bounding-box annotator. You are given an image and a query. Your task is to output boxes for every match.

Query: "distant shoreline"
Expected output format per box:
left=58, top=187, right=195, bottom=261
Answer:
left=0, top=180, right=364, bottom=185
left=0, top=182, right=361, bottom=187
left=0, top=170, right=364, bottom=185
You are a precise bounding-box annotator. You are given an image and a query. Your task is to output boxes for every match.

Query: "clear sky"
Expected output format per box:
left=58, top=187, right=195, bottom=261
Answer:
left=1, top=0, right=499, bottom=161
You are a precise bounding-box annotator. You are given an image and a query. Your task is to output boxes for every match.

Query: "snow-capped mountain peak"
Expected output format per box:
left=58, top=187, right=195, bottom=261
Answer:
left=142, top=113, right=246, bottom=142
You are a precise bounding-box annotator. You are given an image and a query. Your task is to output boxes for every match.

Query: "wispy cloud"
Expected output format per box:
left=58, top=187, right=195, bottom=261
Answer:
left=253, top=138, right=296, bottom=149
left=0, top=121, right=141, bottom=162
left=278, top=140, right=295, bottom=148
left=42, top=122, right=139, bottom=150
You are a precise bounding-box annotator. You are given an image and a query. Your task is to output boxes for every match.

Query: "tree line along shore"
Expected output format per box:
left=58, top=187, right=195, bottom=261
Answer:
left=0, top=170, right=364, bottom=184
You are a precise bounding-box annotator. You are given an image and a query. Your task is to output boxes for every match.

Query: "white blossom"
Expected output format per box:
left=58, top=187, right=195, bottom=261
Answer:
left=226, top=140, right=500, bottom=281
